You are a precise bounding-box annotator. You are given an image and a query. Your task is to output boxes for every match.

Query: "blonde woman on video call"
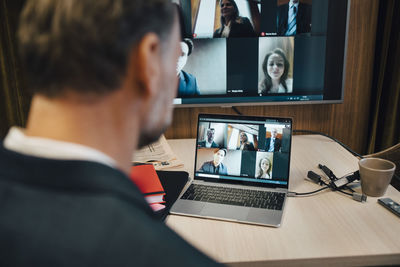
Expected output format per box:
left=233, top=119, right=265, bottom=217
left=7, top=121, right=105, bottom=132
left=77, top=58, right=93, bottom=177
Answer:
left=256, top=157, right=272, bottom=179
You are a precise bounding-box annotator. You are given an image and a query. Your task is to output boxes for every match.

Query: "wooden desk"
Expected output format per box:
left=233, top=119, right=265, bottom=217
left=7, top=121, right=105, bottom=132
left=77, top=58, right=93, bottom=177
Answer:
left=166, top=135, right=400, bottom=266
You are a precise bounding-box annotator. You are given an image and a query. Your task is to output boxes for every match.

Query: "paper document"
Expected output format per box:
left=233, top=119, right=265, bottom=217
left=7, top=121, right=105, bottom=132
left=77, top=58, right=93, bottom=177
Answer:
left=132, top=135, right=184, bottom=170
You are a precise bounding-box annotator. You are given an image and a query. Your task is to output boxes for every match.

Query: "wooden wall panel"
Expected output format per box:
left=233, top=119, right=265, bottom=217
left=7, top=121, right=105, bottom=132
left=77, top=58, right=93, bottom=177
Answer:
left=165, top=0, right=379, bottom=155
left=191, top=0, right=200, bottom=33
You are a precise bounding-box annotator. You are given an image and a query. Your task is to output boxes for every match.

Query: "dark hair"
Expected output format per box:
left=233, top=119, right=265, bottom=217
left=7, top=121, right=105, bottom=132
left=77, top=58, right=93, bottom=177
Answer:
left=240, top=132, right=248, bottom=143
left=259, top=48, right=289, bottom=94
left=214, top=148, right=227, bottom=156
left=220, top=0, right=239, bottom=26
left=18, top=0, right=177, bottom=97
left=256, top=157, right=272, bottom=178
left=182, top=38, right=194, bottom=56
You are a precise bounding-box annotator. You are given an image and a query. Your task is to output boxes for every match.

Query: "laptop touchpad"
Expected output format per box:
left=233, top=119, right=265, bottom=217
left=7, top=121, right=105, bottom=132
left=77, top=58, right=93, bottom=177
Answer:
left=200, top=204, right=249, bottom=221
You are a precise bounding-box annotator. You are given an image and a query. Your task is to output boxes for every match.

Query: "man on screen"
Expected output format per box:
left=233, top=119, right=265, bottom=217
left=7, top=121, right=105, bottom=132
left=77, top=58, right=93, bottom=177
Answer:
left=199, top=148, right=228, bottom=175
left=0, top=0, right=220, bottom=266
left=177, top=38, right=200, bottom=96
left=265, top=129, right=281, bottom=152
left=277, top=0, right=312, bottom=36
left=198, top=128, right=220, bottom=148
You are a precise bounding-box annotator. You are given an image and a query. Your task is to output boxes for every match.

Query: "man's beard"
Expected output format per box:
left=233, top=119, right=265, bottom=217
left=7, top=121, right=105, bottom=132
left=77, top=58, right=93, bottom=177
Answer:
left=137, top=124, right=169, bottom=149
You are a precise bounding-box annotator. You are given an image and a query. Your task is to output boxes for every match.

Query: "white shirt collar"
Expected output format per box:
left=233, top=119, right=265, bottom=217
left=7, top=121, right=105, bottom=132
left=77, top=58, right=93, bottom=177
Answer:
left=4, top=127, right=117, bottom=168
left=290, top=1, right=299, bottom=8
left=205, top=139, right=213, bottom=148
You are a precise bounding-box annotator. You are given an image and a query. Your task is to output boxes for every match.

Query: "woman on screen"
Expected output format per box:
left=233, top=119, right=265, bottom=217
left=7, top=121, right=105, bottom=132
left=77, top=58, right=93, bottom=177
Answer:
left=213, top=0, right=256, bottom=38
left=238, top=132, right=255, bottom=151
left=259, top=48, right=293, bottom=94
left=256, top=157, right=272, bottom=179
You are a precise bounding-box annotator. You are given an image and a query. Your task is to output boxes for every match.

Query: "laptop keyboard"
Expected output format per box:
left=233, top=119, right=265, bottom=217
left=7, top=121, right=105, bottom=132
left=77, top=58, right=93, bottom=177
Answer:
left=180, top=184, right=285, bottom=210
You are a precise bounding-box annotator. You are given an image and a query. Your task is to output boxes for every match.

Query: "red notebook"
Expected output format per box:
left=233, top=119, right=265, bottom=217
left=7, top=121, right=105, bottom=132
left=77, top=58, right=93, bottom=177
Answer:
left=130, top=164, right=166, bottom=205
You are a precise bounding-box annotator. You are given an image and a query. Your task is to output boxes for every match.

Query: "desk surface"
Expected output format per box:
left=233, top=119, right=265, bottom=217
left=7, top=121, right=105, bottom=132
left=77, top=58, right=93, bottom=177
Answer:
left=166, top=135, right=400, bottom=266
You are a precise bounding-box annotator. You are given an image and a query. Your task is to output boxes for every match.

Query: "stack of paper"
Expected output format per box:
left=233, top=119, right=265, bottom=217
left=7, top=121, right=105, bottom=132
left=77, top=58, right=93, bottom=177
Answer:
left=132, top=135, right=183, bottom=170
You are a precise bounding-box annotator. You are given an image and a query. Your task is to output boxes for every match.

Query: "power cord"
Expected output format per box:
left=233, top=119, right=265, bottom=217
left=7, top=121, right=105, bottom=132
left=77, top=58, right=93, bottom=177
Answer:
left=231, top=106, right=242, bottom=115
left=288, top=186, right=330, bottom=196
left=293, top=129, right=363, bottom=158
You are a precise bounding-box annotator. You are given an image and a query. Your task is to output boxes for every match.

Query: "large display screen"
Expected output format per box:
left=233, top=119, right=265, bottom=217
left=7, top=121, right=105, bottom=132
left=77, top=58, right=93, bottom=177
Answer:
left=174, top=0, right=349, bottom=106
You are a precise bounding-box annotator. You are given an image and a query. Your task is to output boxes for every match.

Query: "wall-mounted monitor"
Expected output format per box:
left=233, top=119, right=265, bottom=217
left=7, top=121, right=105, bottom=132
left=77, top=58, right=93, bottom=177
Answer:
left=175, top=0, right=350, bottom=107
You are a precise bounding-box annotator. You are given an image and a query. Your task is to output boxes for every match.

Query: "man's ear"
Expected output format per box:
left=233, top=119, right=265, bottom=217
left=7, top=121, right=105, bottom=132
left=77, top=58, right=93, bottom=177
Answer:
left=127, top=33, right=162, bottom=98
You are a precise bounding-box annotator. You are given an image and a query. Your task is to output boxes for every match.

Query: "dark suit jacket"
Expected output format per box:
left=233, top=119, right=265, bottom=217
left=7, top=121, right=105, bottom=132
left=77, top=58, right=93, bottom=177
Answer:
left=198, top=140, right=219, bottom=148
left=213, top=17, right=256, bottom=38
left=178, top=70, right=200, bottom=97
left=199, top=161, right=228, bottom=175
left=277, top=2, right=312, bottom=35
left=265, top=137, right=282, bottom=152
left=0, top=144, right=220, bottom=267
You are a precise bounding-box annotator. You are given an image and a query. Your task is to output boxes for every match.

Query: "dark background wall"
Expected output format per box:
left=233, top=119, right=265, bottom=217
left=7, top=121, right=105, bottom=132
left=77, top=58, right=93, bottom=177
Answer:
left=165, top=0, right=378, bottom=155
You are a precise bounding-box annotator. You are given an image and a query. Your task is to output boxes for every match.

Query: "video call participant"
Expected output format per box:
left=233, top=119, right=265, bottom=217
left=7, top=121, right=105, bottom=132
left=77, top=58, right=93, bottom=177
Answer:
left=177, top=38, right=200, bottom=97
left=199, top=148, right=228, bottom=175
left=258, top=48, right=293, bottom=95
left=265, top=129, right=281, bottom=152
left=256, top=157, right=272, bottom=179
left=198, top=128, right=219, bottom=148
left=238, top=132, right=255, bottom=151
left=0, top=0, right=220, bottom=266
left=213, top=0, right=256, bottom=38
left=277, top=0, right=312, bottom=36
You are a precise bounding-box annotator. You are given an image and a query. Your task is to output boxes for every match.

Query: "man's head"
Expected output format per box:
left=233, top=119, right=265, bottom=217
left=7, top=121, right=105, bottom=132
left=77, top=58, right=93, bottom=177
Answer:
left=206, top=128, right=216, bottom=143
left=213, top=148, right=227, bottom=167
left=271, top=129, right=278, bottom=138
left=18, top=0, right=182, bottom=148
left=176, top=38, right=193, bottom=75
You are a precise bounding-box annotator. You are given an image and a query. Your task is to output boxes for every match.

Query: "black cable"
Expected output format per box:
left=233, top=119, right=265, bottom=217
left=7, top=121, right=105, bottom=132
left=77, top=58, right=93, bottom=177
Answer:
left=288, top=186, right=330, bottom=196
left=290, top=171, right=356, bottom=197
left=231, top=106, right=242, bottom=115
left=293, top=129, right=363, bottom=158
left=318, top=166, right=356, bottom=194
left=336, top=189, right=353, bottom=196
left=289, top=183, right=355, bottom=198
left=345, top=186, right=355, bottom=193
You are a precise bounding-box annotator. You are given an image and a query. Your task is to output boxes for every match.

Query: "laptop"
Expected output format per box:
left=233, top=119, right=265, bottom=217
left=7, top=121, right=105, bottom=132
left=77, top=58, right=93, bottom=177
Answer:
left=170, top=114, right=292, bottom=227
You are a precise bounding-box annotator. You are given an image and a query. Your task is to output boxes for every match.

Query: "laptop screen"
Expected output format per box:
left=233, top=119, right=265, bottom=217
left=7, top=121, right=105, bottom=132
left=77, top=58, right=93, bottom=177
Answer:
left=194, top=114, right=292, bottom=189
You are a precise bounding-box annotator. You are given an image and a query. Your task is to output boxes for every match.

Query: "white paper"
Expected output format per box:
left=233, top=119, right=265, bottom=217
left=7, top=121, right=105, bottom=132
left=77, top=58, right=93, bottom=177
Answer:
left=132, top=135, right=184, bottom=170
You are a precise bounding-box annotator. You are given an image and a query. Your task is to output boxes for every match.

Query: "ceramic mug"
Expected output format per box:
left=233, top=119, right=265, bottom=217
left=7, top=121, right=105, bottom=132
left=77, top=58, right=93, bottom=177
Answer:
left=358, top=158, right=396, bottom=197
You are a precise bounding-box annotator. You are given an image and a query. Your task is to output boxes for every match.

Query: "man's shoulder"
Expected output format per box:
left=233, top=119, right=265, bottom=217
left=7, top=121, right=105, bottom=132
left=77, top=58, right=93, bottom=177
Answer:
left=0, top=151, right=218, bottom=266
left=202, top=161, right=213, bottom=166
left=0, top=191, right=216, bottom=266
left=277, top=3, right=289, bottom=11
left=238, top=16, right=251, bottom=24
left=299, top=2, right=312, bottom=13
left=181, top=70, right=195, bottom=81
left=299, top=2, right=312, bottom=8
